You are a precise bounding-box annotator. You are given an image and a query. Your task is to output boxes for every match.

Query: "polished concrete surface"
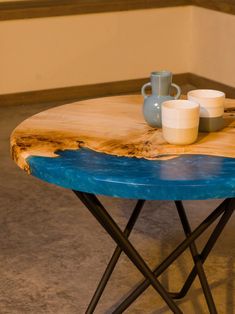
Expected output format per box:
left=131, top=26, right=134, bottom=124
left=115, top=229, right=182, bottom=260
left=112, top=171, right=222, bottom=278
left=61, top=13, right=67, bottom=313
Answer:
left=0, top=92, right=234, bottom=313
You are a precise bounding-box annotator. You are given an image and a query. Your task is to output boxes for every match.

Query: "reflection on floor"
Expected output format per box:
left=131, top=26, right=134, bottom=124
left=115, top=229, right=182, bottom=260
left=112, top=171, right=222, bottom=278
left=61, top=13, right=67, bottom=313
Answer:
left=0, top=89, right=234, bottom=313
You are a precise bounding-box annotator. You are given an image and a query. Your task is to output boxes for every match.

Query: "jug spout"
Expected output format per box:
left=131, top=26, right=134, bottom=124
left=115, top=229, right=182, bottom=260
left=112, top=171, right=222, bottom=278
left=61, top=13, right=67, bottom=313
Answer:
left=151, top=70, right=172, bottom=96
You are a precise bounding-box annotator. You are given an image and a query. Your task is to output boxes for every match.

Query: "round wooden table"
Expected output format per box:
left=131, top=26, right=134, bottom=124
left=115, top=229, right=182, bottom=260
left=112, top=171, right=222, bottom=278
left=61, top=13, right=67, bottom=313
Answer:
left=11, top=95, right=235, bottom=314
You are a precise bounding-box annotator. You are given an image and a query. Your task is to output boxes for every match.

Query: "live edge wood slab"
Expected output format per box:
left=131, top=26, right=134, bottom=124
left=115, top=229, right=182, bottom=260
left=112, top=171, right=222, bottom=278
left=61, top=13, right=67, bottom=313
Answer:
left=11, top=95, right=235, bottom=174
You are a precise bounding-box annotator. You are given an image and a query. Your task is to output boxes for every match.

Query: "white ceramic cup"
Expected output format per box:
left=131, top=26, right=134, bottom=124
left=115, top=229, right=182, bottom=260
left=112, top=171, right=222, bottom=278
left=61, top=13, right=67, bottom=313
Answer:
left=187, top=89, right=225, bottom=132
left=162, top=100, right=200, bottom=145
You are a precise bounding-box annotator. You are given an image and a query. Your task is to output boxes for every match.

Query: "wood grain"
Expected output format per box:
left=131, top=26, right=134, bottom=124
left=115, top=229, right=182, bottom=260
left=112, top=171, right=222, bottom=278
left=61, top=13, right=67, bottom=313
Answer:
left=11, top=95, right=235, bottom=173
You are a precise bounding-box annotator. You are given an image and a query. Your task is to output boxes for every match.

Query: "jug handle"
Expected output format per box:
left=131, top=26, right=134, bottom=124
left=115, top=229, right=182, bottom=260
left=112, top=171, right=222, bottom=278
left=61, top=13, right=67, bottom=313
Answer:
left=171, top=83, right=181, bottom=99
left=141, top=82, right=151, bottom=99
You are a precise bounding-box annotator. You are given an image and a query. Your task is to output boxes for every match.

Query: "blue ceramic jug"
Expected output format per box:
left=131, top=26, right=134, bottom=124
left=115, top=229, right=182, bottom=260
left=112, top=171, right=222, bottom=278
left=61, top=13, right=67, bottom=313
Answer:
left=141, top=71, right=181, bottom=128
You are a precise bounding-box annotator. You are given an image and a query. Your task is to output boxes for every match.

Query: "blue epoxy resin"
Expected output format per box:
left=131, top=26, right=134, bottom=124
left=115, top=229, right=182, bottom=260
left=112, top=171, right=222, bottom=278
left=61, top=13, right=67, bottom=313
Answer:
left=28, top=148, right=235, bottom=201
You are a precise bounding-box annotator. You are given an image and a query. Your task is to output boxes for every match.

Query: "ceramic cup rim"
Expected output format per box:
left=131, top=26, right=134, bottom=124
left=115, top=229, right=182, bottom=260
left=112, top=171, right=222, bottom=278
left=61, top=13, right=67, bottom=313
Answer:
left=187, top=89, right=225, bottom=99
left=162, top=99, right=199, bottom=110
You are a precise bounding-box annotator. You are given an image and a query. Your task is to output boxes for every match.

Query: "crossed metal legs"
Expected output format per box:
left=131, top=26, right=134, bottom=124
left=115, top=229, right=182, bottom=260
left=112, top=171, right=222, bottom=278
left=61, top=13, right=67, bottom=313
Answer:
left=73, top=191, right=235, bottom=314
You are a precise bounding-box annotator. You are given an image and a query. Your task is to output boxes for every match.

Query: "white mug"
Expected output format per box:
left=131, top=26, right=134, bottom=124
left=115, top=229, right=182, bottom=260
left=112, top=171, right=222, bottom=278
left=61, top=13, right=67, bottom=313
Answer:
left=162, top=100, right=200, bottom=145
left=187, top=89, right=225, bottom=132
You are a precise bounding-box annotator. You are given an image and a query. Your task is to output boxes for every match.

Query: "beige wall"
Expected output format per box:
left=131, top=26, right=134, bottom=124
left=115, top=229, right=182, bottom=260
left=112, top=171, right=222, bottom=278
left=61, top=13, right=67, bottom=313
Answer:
left=191, top=6, right=235, bottom=87
left=0, top=7, right=191, bottom=94
left=1, top=5, right=235, bottom=95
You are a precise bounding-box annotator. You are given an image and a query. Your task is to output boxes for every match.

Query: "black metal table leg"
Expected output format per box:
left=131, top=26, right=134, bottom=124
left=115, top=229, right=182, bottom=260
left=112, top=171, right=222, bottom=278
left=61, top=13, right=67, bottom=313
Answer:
left=113, top=198, right=234, bottom=314
left=174, top=201, right=217, bottom=314
left=171, top=198, right=235, bottom=300
left=74, top=190, right=183, bottom=314
left=86, top=199, right=145, bottom=314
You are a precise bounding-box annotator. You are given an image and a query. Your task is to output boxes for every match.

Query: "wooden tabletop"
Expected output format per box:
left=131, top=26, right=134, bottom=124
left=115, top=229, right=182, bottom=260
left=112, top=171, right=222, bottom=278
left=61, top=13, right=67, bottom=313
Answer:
left=11, top=95, right=235, bottom=200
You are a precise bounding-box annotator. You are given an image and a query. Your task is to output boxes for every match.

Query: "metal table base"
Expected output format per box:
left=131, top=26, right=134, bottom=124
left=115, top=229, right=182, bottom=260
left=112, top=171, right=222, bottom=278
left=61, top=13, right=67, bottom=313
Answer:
left=73, top=191, right=235, bottom=314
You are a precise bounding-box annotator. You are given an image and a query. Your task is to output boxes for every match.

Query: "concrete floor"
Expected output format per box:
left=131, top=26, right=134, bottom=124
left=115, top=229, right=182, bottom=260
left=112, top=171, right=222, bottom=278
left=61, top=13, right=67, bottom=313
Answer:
left=0, top=92, right=234, bottom=313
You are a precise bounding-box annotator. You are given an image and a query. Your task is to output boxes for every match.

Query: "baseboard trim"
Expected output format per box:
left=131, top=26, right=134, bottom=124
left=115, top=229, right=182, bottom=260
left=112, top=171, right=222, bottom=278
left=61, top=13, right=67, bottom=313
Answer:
left=0, top=73, right=234, bottom=106
left=193, top=0, right=235, bottom=15
left=188, top=74, right=235, bottom=98
left=0, top=0, right=234, bottom=21
left=0, top=73, right=189, bottom=106
left=0, top=0, right=191, bottom=21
